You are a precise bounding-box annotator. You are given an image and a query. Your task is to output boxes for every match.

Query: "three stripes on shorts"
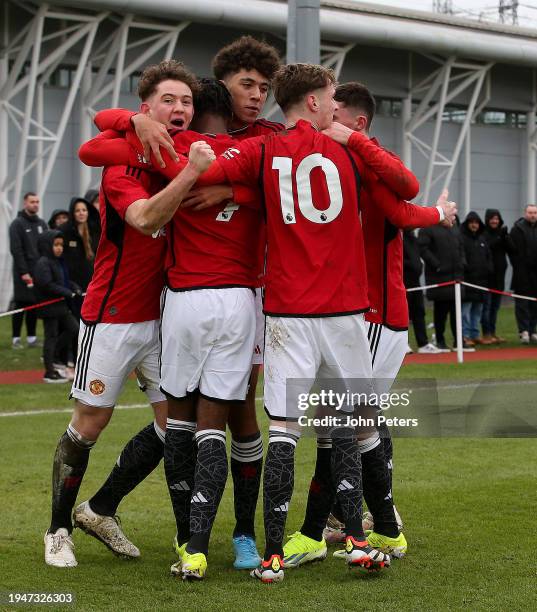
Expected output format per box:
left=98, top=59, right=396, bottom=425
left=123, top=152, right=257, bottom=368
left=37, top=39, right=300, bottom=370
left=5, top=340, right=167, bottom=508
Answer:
left=367, top=322, right=383, bottom=366
left=73, top=324, right=96, bottom=391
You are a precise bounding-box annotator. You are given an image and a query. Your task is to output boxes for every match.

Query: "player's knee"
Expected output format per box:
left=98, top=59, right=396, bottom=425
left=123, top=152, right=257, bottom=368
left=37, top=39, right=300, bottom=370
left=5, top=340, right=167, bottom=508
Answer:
left=71, top=401, right=113, bottom=440
left=196, top=398, right=229, bottom=431
left=167, top=395, right=196, bottom=422
left=228, top=402, right=259, bottom=438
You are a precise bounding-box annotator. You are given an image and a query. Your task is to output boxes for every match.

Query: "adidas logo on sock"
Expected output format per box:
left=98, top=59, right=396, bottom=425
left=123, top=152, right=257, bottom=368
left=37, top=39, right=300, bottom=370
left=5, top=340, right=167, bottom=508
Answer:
left=274, top=502, right=289, bottom=513
left=192, top=492, right=208, bottom=503
left=337, top=479, right=354, bottom=492
left=170, top=481, right=190, bottom=491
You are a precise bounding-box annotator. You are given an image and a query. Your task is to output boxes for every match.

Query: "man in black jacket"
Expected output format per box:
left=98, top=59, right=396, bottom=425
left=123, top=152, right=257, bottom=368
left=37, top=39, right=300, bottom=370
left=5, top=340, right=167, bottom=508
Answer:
left=8, top=192, right=48, bottom=349
left=460, top=212, right=492, bottom=347
left=481, top=209, right=510, bottom=343
left=403, top=230, right=442, bottom=353
left=418, top=219, right=467, bottom=351
left=509, top=204, right=537, bottom=343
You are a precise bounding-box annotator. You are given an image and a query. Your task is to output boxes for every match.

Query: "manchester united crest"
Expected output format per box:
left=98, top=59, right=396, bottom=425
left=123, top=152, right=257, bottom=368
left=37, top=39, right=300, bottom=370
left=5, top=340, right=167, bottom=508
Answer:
left=89, top=379, right=105, bottom=395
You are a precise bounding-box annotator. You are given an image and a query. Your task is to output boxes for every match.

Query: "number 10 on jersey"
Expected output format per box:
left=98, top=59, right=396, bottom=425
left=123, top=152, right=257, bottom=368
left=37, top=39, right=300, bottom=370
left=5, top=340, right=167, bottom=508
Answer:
left=272, top=153, right=344, bottom=225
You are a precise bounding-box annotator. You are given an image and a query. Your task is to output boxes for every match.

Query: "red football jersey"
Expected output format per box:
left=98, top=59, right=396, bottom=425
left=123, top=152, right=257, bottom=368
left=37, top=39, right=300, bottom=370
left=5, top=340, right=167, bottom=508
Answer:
left=362, top=196, right=408, bottom=329
left=347, top=132, right=419, bottom=201
left=217, top=120, right=370, bottom=316
left=228, top=119, right=283, bottom=284
left=81, top=165, right=167, bottom=324
left=79, top=124, right=264, bottom=290
left=94, top=108, right=136, bottom=133
left=155, top=131, right=263, bottom=290
left=359, top=139, right=438, bottom=329
left=79, top=129, right=130, bottom=167
left=208, top=120, right=443, bottom=318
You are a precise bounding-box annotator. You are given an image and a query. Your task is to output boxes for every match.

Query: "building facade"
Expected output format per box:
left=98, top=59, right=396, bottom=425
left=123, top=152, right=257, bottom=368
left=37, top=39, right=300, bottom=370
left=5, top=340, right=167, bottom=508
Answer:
left=1, top=0, right=536, bottom=306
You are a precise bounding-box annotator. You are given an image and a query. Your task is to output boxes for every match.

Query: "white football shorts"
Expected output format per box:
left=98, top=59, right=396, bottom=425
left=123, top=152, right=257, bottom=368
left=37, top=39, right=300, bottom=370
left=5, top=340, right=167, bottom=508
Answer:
left=160, top=287, right=256, bottom=401
left=263, top=314, right=374, bottom=422
left=71, top=319, right=165, bottom=408
left=366, top=322, right=408, bottom=395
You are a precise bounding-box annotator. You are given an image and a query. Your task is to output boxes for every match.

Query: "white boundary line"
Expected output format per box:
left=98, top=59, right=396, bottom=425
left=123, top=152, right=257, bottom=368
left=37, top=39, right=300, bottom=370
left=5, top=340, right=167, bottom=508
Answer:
left=0, top=403, right=148, bottom=418
left=1, top=384, right=536, bottom=417
left=0, top=398, right=266, bottom=418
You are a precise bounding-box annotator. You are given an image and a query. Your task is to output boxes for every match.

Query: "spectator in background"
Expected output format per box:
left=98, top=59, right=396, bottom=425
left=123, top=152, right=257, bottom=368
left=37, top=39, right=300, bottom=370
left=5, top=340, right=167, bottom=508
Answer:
left=48, top=209, right=70, bottom=229
left=59, top=198, right=100, bottom=299
left=459, top=212, right=492, bottom=347
left=403, top=229, right=442, bottom=353
left=84, top=188, right=100, bottom=212
left=49, top=208, right=76, bottom=369
left=481, top=209, right=510, bottom=343
left=34, top=230, right=80, bottom=383
left=8, top=192, right=48, bottom=349
left=509, top=204, right=537, bottom=344
left=83, top=190, right=102, bottom=242
left=418, top=218, right=467, bottom=352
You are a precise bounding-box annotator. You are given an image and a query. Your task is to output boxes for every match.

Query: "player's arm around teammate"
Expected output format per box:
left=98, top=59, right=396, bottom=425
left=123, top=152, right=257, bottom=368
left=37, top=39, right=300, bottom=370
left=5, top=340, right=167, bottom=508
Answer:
left=70, top=139, right=214, bottom=435
left=324, top=121, right=457, bottom=227
left=44, top=61, right=216, bottom=570
left=124, top=140, right=215, bottom=234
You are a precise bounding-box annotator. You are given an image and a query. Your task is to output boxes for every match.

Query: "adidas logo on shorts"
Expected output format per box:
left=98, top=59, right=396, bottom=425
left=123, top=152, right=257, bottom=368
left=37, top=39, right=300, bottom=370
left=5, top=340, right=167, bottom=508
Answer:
left=191, top=492, right=208, bottom=503
left=274, top=502, right=289, bottom=513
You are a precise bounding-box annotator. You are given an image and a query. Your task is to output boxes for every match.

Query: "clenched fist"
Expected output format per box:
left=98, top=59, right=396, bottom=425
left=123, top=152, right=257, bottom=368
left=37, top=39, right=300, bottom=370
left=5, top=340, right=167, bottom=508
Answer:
left=188, top=141, right=216, bottom=173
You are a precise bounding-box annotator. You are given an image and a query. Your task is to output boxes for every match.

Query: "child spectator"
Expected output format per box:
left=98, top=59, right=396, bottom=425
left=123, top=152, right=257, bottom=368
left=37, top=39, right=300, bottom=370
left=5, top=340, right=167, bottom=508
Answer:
left=34, top=230, right=81, bottom=383
left=48, top=209, right=69, bottom=229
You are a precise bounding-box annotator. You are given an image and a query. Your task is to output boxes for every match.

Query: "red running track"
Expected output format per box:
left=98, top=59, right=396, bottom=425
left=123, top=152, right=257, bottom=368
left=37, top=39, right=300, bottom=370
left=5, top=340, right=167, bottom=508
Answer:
left=404, top=346, right=537, bottom=364
left=1, top=347, right=536, bottom=385
left=0, top=370, right=48, bottom=384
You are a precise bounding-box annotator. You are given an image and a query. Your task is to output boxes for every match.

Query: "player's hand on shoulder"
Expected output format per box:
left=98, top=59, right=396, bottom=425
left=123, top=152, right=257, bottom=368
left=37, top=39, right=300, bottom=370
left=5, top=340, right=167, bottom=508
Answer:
left=322, top=121, right=354, bottom=145
left=188, top=141, right=216, bottom=173
left=131, top=113, right=178, bottom=168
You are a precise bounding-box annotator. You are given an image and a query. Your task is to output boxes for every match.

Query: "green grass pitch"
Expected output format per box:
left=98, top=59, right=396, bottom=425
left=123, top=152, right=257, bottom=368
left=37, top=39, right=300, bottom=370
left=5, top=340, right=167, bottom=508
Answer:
left=0, top=311, right=535, bottom=611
